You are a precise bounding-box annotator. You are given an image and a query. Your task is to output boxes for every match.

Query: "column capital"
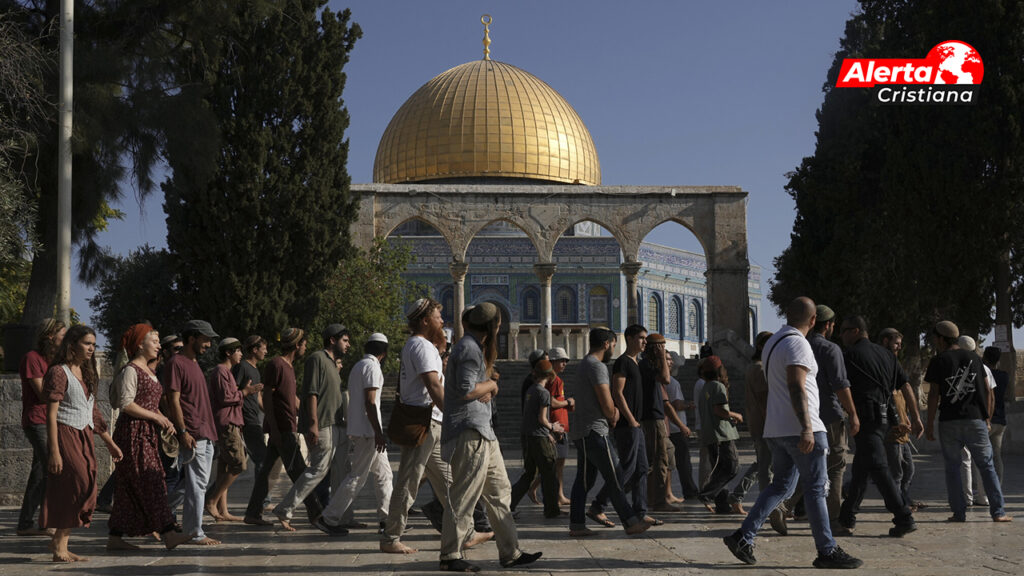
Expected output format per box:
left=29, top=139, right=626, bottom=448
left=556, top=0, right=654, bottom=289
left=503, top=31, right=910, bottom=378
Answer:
left=533, top=262, right=557, bottom=284
left=620, top=261, right=643, bottom=278
left=449, top=261, right=469, bottom=281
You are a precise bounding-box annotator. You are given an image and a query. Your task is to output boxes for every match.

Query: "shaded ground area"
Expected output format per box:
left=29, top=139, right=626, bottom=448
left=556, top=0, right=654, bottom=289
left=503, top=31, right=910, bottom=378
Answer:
left=1, top=443, right=1022, bottom=575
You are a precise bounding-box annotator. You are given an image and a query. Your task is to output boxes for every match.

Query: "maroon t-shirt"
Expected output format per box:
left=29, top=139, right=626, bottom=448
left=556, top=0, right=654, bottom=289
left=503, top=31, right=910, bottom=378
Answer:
left=161, top=353, right=218, bottom=442
left=208, top=364, right=244, bottom=428
left=19, top=350, right=48, bottom=428
left=264, top=356, right=298, bottom=434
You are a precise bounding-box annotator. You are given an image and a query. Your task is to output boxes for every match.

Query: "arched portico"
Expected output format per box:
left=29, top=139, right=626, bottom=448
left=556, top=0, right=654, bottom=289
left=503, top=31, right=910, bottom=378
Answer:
left=353, top=182, right=751, bottom=369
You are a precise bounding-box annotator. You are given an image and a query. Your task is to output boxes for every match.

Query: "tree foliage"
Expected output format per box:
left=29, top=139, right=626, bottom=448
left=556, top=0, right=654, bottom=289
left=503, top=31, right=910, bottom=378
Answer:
left=1, top=0, right=174, bottom=323
left=87, top=245, right=189, bottom=359
left=770, top=0, right=1024, bottom=342
left=162, top=1, right=362, bottom=340
left=315, top=238, right=428, bottom=376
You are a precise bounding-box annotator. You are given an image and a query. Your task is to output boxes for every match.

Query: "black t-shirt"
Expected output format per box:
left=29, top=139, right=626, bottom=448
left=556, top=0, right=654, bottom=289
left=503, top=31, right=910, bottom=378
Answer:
left=612, top=354, right=643, bottom=428
left=232, top=360, right=264, bottom=427
left=638, top=356, right=665, bottom=420
left=925, top=348, right=986, bottom=422
left=843, top=338, right=898, bottom=407
left=521, top=382, right=552, bottom=438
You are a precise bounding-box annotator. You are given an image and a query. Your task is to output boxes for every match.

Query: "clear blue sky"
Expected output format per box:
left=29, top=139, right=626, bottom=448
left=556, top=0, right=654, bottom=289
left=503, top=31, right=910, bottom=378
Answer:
left=80, top=0, right=960, bottom=343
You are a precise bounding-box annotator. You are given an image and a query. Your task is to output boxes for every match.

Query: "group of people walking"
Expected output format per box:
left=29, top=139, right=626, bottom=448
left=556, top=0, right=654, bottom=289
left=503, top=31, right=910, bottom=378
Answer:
left=14, top=294, right=1013, bottom=570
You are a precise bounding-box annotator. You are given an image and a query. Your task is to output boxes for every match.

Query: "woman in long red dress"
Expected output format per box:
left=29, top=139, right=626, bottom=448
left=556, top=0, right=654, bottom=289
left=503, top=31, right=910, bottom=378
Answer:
left=107, top=324, right=193, bottom=551
left=41, top=325, right=123, bottom=563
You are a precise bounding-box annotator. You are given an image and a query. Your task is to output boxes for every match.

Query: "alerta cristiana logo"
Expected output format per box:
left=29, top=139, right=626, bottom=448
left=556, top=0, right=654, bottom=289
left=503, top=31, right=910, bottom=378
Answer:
left=836, top=41, right=983, bottom=105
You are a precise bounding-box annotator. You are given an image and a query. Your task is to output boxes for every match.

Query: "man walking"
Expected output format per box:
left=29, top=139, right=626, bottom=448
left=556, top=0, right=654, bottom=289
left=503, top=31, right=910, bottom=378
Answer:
left=924, top=321, right=1011, bottom=523
left=836, top=316, right=916, bottom=537
left=568, top=328, right=652, bottom=537
left=589, top=324, right=651, bottom=526
left=162, top=319, right=221, bottom=546
left=321, top=333, right=393, bottom=531
left=271, top=324, right=350, bottom=531
left=723, top=297, right=861, bottom=569
left=439, top=303, right=540, bottom=572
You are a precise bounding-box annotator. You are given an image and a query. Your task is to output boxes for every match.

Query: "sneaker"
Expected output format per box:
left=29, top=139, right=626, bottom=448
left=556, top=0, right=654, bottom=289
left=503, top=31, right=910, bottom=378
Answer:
left=888, top=522, right=917, bottom=538
left=723, top=530, right=756, bottom=565
left=813, top=546, right=863, bottom=569
left=440, top=558, right=481, bottom=572
left=769, top=508, right=788, bottom=536
left=501, top=550, right=542, bottom=568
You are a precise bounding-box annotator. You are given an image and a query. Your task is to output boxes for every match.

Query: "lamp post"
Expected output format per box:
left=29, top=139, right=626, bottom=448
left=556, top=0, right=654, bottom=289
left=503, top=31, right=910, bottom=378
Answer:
left=56, top=0, right=73, bottom=324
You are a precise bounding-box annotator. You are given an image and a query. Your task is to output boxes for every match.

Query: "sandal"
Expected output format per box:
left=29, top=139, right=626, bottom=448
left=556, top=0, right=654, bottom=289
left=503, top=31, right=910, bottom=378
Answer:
left=586, top=509, right=615, bottom=528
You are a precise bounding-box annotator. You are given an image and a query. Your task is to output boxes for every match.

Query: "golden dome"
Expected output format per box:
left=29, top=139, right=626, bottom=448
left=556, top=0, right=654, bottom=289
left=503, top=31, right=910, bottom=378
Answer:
left=373, top=59, right=601, bottom=185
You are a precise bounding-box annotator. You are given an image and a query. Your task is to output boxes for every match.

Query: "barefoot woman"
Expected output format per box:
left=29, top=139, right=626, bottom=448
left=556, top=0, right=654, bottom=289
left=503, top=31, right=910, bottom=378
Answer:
left=107, top=324, right=194, bottom=550
left=41, top=325, right=124, bottom=562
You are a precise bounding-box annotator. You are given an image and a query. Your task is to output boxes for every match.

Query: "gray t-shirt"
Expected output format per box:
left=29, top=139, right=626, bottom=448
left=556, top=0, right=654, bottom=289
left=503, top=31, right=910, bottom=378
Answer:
left=568, top=354, right=610, bottom=441
left=521, top=382, right=552, bottom=438
left=299, top=350, right=343, bottom=430
left=232, top=360, right=263, bottom=427
left=442, top=334, right=496, bottom=457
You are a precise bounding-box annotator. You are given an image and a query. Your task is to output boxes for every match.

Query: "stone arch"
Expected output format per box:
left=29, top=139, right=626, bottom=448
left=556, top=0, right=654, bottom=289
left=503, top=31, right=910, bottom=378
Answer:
left=465, top=217, right=545, bottom=263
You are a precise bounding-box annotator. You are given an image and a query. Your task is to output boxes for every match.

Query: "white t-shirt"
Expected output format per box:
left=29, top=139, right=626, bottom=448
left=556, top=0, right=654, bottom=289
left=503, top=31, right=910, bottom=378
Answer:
left=693, top=378, right=705, bottom=431
left=347, top=355, right=383, bottom=437
left=761, top=325, right=826, bottom=438
left=983, top=365, right=996, bottom=389
left=665, top=376, right=688, bottom=433
left=400, top=335, right=444, bottom=422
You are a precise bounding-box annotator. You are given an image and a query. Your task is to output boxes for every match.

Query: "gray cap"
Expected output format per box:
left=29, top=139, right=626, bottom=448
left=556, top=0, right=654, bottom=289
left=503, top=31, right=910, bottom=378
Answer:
left=528, top=349, right=547, bottom=367
left=934, top=320, right=959, bottom=339
left=957, top=335, right=976, bottom=351
left=322, top=323, right=348, bottom=340
left=181, top=319, right=218, bottom=339
left=547, top=347, right=569, bottom=361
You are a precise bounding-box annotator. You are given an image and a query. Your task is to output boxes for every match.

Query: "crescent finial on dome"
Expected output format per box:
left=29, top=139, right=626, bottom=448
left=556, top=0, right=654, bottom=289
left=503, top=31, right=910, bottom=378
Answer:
left=481, top=14, right=492, bottom=60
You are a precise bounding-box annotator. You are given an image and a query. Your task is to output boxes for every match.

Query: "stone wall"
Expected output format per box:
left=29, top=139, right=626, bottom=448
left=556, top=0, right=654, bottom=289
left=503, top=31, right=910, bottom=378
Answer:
left=0, top=375, right=114, bottom=505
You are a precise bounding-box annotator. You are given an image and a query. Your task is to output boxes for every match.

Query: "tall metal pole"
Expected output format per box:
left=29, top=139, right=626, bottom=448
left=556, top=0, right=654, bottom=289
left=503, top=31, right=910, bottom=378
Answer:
left=56, top=0, right=73, bottom=324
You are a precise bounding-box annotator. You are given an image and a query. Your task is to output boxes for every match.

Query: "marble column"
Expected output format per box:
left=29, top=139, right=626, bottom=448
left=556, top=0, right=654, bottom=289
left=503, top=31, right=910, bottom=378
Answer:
left=534, top=263, right=557, bottom=351
left=510, top=325, right=520, bottom=360
left=620, top=261, right=643, bottom=326
left=449, top=261, right=469, bottom=341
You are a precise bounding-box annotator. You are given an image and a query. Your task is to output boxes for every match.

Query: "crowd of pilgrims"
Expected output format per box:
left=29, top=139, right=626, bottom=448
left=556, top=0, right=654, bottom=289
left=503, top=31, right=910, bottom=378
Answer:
left=13, top=296, right=1012, bottom=570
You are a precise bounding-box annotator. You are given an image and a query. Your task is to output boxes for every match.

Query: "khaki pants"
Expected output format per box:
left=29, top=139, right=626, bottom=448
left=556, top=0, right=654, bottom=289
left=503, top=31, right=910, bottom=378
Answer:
left=440, top=429, right=521, bottom=563
left=643, top=419, right=671, bottom=507
left=382, top=420, right=450, bottom=544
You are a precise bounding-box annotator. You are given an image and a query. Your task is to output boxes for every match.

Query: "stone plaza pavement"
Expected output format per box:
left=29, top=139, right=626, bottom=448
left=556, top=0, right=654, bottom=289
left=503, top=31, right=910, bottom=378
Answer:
left=1, top=443, right=1022, bottom=575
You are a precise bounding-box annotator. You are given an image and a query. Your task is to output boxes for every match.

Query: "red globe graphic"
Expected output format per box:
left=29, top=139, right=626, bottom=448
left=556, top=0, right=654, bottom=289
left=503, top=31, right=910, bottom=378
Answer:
left=929, top=41, right=984, bottom=84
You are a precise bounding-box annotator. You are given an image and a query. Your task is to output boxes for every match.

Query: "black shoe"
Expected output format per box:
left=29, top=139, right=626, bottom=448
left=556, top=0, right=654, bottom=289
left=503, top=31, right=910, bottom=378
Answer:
left=813, top=545, right=863, bottom=569
left=888, top=522, right=917, bottom=538
left=440, top=558, right=481, bottom=572
left=501, top=550, right=542, bottom=568
left=313, top=518, right=349, bottom=536
left=723, top=530, right=756, bottom=565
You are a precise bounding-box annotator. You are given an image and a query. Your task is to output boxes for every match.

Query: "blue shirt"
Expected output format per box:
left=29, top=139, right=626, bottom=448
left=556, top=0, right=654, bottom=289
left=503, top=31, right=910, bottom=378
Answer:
left=442, top=333, right=496, bottom=458
left=808, top=331, right=849, bottom=425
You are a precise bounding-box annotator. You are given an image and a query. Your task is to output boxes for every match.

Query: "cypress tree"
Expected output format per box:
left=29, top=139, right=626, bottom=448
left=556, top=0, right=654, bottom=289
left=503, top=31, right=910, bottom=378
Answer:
left=162, top=1, right=362, bottom=339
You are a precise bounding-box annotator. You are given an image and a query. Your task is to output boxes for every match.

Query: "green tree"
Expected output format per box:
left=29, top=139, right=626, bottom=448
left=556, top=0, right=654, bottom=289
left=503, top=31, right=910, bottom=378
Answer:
left=771, top=0, right=1024, bottom=345
left=162, top=1, right=362, bottom=340
left=315, top=238, right=427, bottom=376
left=87, top=246, right=190, bottom=360
left=0, top=0, right=175, bottom=323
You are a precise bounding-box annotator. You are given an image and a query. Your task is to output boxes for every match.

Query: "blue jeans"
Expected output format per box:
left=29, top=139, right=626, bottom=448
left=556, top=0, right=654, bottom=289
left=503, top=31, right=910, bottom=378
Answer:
left=177, top=439, right=215, bottom=541
left=570, top=432, right=643, bottom=531
left=739, top=432, right=835, bottom=554
left=938, top=419, right=1005, bottom=519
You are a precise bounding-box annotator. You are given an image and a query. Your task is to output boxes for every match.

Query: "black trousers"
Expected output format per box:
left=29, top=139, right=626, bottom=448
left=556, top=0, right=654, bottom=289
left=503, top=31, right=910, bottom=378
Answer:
left=245, top=431, right=322, bottom=521
left=699, top=440, right=739, bottom=512
left=839, top=421, right=914, bottom=528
